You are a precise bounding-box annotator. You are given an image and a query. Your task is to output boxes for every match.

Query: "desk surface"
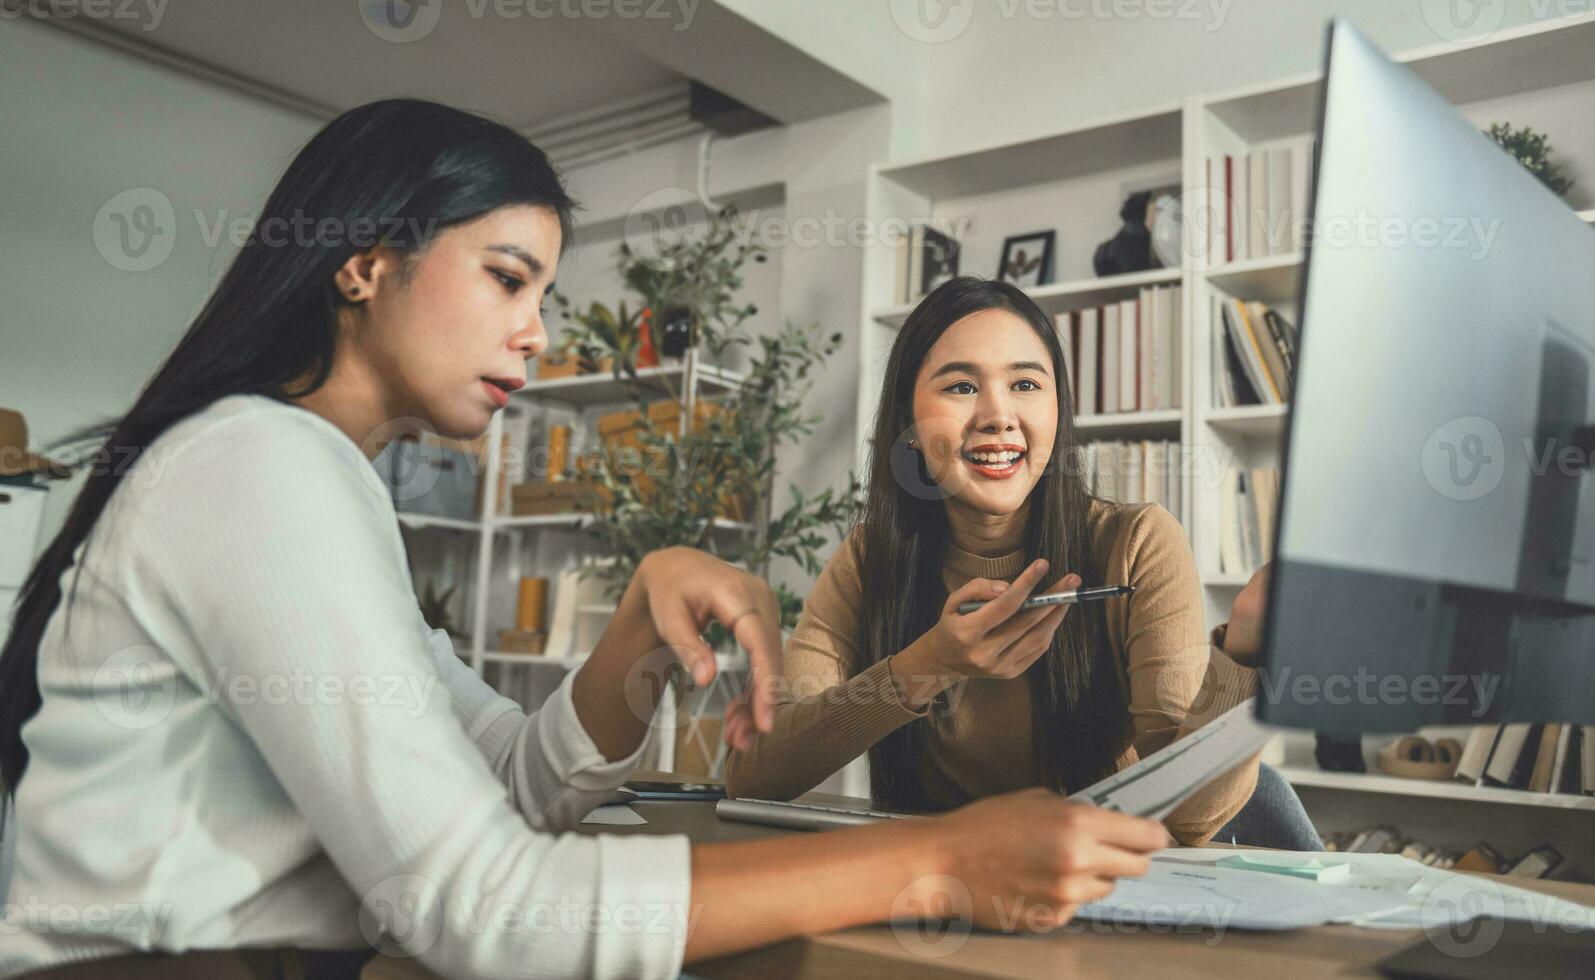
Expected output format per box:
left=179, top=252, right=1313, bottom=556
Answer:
left=366, top=785, right=1595, bottom=980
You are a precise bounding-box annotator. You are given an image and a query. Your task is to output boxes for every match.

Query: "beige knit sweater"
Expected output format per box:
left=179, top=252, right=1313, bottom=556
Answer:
left=724, top=500, right=1261, bottom=846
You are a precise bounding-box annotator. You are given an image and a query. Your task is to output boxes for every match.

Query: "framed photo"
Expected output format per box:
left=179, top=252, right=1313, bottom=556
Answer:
left=998, top=231, right=1055, bottom=288
left=919, top=227, right=960, bottom=296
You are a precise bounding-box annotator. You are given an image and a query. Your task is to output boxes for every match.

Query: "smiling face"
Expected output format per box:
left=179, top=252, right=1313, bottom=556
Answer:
left=909, top=307, right=1060, bottom=519
left=336, top=204, right=560, bottom=440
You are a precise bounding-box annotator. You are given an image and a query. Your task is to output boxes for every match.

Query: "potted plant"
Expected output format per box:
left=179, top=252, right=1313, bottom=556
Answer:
left=1486, top=122, right=1576, bottom=199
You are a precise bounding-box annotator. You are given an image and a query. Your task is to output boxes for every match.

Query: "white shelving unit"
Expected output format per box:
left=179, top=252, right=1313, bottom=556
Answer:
left=399, top=350, right=753, bottom=772
left=851, top=13, right=1595, bottom=822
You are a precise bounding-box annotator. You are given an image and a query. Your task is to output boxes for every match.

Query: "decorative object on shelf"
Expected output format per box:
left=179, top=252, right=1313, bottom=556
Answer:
left=1486, top=122, right=1576, bottom=199
left=892, top=224, right=963, bottom=305
left=997, top=230, right=1054, bottom=288
left=1314, top=731, right=1366, bottom=773
left=383, top=433, right=480, bottom=520
left=1376, top=735, right=1462, bottom=780
left=1149, top=188, right=1183, bottom=270
left=516, top=576, right=549, bottom=633
left=509, top=478, right=605, bottom=517
left=0, top=409, right=71, bottom=479
left=557, top=206, right=762, bottom=378
left=417, top=578, right=457, bottom=635
left=546, top=424, right=572, bottom=480
left=1093, top=190, right=1158, bottom=277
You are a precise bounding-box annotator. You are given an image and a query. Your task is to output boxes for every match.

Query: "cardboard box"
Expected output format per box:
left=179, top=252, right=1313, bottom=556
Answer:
left=508, top=478, right=607, bottom=517
left=594, top=402, right=750, bottom=520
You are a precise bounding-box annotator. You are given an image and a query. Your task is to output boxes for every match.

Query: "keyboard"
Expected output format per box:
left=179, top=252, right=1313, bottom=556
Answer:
left=716, top=797, right=920, bottom=831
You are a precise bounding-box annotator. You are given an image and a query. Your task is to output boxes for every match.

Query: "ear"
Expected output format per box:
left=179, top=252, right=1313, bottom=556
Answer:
left=333, top=249, right=385, bottom=303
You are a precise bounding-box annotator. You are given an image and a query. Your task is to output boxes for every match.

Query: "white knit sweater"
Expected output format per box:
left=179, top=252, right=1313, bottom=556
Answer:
left=1, top=395, right=691, bottom=979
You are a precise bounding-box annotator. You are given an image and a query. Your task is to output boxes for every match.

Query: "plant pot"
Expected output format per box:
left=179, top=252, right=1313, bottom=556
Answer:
left=657, top=307, right=695, bottom=359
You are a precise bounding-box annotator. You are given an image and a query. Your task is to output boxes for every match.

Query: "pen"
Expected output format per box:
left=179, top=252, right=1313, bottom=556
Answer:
left=956, top=584, right=1135, bottom=616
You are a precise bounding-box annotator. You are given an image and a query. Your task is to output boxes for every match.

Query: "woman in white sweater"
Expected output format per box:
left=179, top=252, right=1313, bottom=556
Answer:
left=0, top=99, right=1168, bottom=980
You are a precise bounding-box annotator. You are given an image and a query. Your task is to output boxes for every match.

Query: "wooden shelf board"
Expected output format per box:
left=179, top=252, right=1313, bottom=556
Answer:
left=1204, top=403, right=1289, bottom=438
left=1206, top=253, right=1303, bottom=307
left=396, top=512, right=483, bottom=533
left=1075, top=409, right=1183, bottom=440
left=494, top=513, right=752, bottom=533
left=872, top=267, right=1182, bottom=327
left=516, top=363, right=745, bottom=407
left=1203, top=572, right=1252, bottom=588
left=1277, top=765, right=1595, bottom=811
left=877, top=105, right=1182, bottom=201
left=1200, top=15, right=1595, bottom=144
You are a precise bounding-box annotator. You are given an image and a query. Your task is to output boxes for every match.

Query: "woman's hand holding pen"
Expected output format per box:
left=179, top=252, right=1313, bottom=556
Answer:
left=889, top=559, right=1079, bottom=708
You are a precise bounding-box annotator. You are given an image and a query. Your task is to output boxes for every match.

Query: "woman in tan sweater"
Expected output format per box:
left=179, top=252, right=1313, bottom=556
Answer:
left=725, top=276, right=1262, bottom=845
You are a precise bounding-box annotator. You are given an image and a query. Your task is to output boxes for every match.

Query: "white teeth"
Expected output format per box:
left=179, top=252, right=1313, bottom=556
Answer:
left=966, top=450, right=1022, bottom=465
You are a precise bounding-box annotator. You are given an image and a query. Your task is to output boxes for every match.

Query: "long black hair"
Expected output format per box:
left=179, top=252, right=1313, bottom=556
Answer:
left=0, top=99, right=577, bottom=813
left=859, top=276, right=1132, bottom=809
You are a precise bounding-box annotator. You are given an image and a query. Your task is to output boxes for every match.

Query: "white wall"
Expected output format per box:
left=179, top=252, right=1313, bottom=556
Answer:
left=0, top=18, right=320, bottom=544
left=751, top=0, right=1584, bottom=162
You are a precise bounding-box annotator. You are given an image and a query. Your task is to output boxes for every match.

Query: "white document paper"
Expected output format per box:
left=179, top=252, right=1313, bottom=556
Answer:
left=1074, top=857, right=1412, bottom=930
left=1121, top=848, right=1595, bottom=933
left=580, top=805, right=647, bottom=826
left=1068, top=698, right=1272, bottom=820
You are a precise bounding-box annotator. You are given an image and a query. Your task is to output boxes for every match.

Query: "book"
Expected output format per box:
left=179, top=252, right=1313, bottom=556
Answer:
left=1224, top=154, right=1236, bottom=264
left=1584, top=726, right=1595, bottom=794
left=1220, top=317, right=1261, bottom=406
left=1266, top=146, right=1292, bottom=257
left=1237, top=469, right=1262, bottom=569
left=1220, top=300, right=1272, bottom=404
left=1103, top=303, right=1120, bottom=413
left=1056, top=312, right=1078, bottom=413
left=1455, top=724, right=1502, bottom=783
left=1248, top=301, right=1292, bottom=402
left=1548, top=723, right=1575, bottom=793
left=1219, top=468, right=1244, bottom=574
left=1289, top=138, right=1313, bottom=250
left=1079, top=307, right=1100, bottom=415
left=1528, top=723, right=1562, bottom=793
left=1247, top=150, right=1268, bottom=262
left=1250, top=467, right=1279, bottom=562
left=1232, top=299, right=1283, bottom=403
left=1118, top=297, right=1138, bottom=412
left=1481, top=723, right=1539, bottom=788
left=1138, top=287, right=1155, bottom=411
left=1262, top=307, right=1298, bottom=382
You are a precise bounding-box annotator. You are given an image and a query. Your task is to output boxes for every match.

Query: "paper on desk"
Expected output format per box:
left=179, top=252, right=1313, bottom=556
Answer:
left=580, top=805, right=647, bottom=826
left=1069, top=698, right=1272, bottom=820
left=1150, top=848, right=1595, bottom=932
left=1073, top=858, right=1413, bottom=930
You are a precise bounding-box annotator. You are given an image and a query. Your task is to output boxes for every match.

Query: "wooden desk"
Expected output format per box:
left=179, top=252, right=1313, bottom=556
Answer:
left=366, top=789, right=1595, bottom=979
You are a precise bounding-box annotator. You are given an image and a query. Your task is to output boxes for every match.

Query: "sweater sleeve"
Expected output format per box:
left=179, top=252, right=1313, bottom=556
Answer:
left=723, top=535, right=929, bottom=800
left=1117, top=504, right=1260, bottom=846
left=423, top=629, right=654, bottom=832
left=134, top=410, right=690, bottom=980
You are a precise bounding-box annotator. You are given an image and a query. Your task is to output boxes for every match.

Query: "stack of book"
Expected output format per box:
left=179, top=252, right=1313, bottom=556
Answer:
left=1455, top=723, right=1595, bottom=796
left=1321, top=827, right=1586, bottom=881
left=1218, top=466, right=1278, bottom=574
left=1059, top=284, right=1182, bottom=417
left=1081, top=440, right=1182, bottom=515
left=1206, top=140, right=1313, bottom=264
left=1213, top=297, right=1296, bottom=407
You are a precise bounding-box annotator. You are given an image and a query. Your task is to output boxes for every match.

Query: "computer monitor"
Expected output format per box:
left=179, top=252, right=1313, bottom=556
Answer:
left=1260, top=21, right=1595, bottom=732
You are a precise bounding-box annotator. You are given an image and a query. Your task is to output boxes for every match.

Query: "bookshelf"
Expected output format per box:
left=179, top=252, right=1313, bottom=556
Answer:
left=396, top=350, right=756, bottom=772
left=849, top=13, right=1595, bottom=830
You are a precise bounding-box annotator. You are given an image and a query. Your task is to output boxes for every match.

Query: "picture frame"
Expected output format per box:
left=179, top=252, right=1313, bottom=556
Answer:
left=997, top=230, right=1055, bottom=288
